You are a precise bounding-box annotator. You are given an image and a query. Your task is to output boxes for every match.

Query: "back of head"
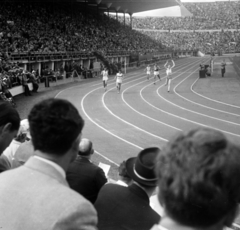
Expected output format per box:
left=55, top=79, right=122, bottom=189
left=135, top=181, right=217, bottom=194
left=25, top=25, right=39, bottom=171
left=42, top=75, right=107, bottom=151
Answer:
left=156, top=128, right=240, bottom=227
left=0, top=102, right=20, bottom=153
left=78, top=138, right=93, bottom=156
left=0, top=102, right=20, bottom=132
left=28, top=98, right=84, bottom=156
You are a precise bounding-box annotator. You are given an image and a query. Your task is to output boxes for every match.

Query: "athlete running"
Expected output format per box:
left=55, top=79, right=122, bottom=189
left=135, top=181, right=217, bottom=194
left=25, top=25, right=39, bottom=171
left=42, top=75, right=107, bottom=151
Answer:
left=164, top=59, right=175, bottom=92
left=153, top=64, right=161, bottom=84
left=115, top=70, right=124, bottom=94
left=101, top=67, right=109, bottom=92
left=144, top=65, right=151, bottom=80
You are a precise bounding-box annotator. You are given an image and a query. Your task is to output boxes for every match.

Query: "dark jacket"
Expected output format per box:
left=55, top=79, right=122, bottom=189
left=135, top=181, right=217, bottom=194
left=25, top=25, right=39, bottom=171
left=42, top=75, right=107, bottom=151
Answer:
left=66, top=156, right=107, bottom=204
left=94, top=183, right=160, bottom=230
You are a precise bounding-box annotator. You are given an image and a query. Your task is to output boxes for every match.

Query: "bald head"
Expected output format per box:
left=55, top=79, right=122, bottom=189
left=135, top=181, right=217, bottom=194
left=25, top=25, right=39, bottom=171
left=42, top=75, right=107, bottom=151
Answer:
left=78, top=138, right=94, bottom=156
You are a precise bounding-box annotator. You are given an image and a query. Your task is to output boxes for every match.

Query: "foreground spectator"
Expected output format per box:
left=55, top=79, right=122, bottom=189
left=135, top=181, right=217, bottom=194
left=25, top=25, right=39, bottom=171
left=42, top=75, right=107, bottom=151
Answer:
left=0, top=98, right=97, bottom=230
left=3, top=119, right=29, bottom=167
left=94, top=147, right=161, bottom=230
left=0, top=101, right=20, bottom=173
left=66, top=138, right=107, bottom=204
left=151, top=128, right=240, bottom=230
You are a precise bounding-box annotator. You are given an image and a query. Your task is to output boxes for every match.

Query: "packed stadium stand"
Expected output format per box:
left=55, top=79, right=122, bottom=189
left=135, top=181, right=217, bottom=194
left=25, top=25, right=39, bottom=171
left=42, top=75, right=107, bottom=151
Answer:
left=0, top=1, right=167, bottom=94
left=1, top=0, right=240, bottom=96
left=130, top=1, right=240, bottom=54
left=0, top=2, right=162, bottom=54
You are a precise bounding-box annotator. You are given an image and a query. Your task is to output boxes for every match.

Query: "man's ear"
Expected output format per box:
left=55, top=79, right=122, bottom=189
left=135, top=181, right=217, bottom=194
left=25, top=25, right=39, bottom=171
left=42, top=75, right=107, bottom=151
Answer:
left=2, top=123, right=13, bottom=134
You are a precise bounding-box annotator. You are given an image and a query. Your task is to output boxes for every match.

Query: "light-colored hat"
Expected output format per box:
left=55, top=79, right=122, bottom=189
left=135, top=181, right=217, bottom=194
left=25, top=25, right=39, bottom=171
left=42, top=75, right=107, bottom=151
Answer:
left=18, top=119, right=31, bottom=139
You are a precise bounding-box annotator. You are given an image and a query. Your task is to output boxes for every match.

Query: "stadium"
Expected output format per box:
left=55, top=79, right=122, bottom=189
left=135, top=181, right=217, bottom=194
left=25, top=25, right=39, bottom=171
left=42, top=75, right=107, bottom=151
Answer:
left=1, top=0, right=240, bottom=229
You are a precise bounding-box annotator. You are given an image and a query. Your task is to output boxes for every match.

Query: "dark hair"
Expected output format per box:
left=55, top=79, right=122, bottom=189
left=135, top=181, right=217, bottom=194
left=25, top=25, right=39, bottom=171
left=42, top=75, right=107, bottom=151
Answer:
left=156, top=128, right=240, bottom=227
left=0, top=101, right=20, bottom=131
left=28, top=98, right=84, bottom=156
left=118, top=161, right=130, bottom=178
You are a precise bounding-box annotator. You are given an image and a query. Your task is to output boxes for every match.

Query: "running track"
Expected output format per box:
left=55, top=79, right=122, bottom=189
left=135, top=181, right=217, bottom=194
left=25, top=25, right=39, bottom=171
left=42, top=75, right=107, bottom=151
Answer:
left=56, top=57, right=240, bottom=165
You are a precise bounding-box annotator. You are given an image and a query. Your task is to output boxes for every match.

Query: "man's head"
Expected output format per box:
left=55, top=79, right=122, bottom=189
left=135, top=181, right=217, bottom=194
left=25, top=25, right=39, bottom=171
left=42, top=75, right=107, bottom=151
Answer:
left=156, top=128, right=240, bottom=228
left=78, top=138, right=94, bottom=157
left=126, top=147, right=160, bottom=188
left=0, top=102, right=20, bottom=153
left=28, top=98, right=84, bottom=161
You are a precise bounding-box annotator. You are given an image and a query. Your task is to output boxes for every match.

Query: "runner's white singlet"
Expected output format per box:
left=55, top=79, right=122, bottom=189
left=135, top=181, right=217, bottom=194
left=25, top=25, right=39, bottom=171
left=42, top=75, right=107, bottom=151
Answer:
left=116, top=73, right=123, bottom=83
left=102, top=70, right=108, bottom=81
left=147, top=66, right=151, bottom=75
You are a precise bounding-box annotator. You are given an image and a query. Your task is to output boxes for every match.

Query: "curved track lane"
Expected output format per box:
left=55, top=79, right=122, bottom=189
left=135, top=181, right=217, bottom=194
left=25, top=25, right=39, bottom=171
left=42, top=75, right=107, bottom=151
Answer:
left=56, top=57, right=240, bottom=163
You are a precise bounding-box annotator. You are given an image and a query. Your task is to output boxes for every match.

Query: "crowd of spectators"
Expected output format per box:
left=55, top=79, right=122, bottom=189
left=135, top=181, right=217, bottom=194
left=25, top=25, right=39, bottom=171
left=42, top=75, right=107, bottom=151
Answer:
left=1, top=98, right=240, bottom=230
left=113, top=1, right=240, bottom=54
left=0, top=2, right=163, bottom=55
left=132, top=2, right=240, bottom=30
left=140, top=30, right=240, bottom=54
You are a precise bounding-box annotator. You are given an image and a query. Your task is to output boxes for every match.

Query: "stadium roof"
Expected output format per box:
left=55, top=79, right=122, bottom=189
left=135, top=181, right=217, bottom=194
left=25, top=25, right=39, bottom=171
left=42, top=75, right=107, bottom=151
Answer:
left=9, top=0, right=180, bottom=15
left=77, top=0, right=180, bottom=15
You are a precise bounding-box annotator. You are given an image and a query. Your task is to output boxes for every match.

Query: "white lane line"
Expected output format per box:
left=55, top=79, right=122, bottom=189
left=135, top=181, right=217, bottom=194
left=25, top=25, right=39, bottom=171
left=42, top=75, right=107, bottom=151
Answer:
left=120, top=59, right=202, bottom=131
left=172, top=74, right=240, bottom=125
left=81, top=87, right=144, bottom=150
left=148, top=65, right=240, bottom=138
left=174, top=73, right=240, bottom=117
left=191, top=77, right=240, bottom=109
left=101, top=59, right=203, bottom=142
left=95, top=150, right=119, bottom=166
left=55, top=70, right=144, bottom=97
left=56, top=58, right=204, bottom=156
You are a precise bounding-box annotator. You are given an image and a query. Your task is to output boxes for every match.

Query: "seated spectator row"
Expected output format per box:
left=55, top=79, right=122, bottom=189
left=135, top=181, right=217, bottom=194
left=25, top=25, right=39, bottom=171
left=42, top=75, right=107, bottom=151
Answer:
left=132, top=1, right=239, bottom=30
left=140, top=30, right=240, bottom=54
left=0, top=2, right=163, bottom=55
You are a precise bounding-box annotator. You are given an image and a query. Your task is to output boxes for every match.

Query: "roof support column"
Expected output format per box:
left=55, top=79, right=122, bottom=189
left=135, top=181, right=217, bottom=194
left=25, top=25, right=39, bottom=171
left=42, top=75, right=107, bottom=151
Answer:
left=116, top=11, right=118, bottom=21
left=124, top=12, right=125, bottom=26
left=97, top=4, right=99, bottom=18
left=129, top=13, right=132, bottom=29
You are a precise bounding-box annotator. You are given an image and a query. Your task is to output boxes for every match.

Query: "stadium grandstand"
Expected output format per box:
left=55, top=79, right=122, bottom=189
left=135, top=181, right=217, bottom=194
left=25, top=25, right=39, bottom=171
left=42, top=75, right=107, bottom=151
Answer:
left=0, top=0, right=179, bottom=99
left=1, top=0, right=240, bottom=230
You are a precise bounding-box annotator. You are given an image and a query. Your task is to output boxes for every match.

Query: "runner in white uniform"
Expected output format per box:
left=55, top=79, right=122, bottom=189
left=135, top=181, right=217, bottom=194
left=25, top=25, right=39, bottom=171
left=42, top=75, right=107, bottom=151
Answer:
left=145, top=65, right=151, bottom=80
left=153, top=64, right=161, bottom=84
left=101, top=68, right=108, bottom=92
left=164, top=60, right=175, bottom=92
left=115, top=70, right=124, bottom=94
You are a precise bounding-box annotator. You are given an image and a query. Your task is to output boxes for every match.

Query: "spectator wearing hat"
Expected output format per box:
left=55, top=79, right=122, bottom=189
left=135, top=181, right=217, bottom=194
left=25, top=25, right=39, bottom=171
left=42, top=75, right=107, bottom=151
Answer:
left=2, top=119, right=29, bottom=167
left=151, top=128, right=240, bottom=230
left=66, top=138, right=107, bottom=204
left=0, top=101, right=20, bottom=173
left=94, top=147, right=161, bottom=230
left=0, top=98, right=97, bottom=230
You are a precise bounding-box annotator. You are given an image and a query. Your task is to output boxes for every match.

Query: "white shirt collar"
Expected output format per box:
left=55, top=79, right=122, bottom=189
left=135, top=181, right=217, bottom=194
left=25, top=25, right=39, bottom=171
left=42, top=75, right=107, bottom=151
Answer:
left=34, top=156, right=66, bottom=179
